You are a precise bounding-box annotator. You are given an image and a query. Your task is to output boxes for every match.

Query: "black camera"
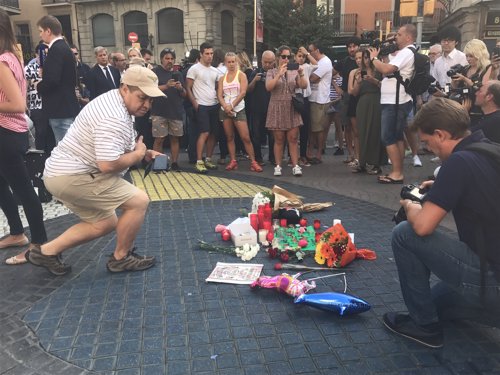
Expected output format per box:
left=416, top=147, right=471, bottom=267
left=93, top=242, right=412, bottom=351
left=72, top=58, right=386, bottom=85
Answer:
left=427, top=81, right=441, bottom=95
left=446, top=64, right=467, bottom=77
left=371, top=38, right=398, bottom=56
left=258, top=72, right=266, bottom=83
left=393, top=184, right=428, bottom=224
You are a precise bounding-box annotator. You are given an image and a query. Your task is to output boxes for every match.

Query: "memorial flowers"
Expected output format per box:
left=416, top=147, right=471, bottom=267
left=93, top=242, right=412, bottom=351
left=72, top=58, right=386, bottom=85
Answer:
left=198, top=241, right=260, bottom=261
left=314, top=224, right=377, bottom=268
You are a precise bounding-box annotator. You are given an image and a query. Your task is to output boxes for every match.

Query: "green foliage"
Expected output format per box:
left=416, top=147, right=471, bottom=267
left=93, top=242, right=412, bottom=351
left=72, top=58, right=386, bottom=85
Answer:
left=262, top=0, right=339, bottom=50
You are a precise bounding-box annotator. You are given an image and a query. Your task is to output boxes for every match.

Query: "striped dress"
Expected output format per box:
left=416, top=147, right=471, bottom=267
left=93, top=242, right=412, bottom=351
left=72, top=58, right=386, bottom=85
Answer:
left=44, top=89, right=136, bottom=177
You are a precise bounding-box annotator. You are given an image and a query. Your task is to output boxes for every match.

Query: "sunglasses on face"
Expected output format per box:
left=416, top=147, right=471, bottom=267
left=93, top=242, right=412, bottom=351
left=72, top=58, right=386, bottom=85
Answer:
left=280, top=55, right=291, bottom=59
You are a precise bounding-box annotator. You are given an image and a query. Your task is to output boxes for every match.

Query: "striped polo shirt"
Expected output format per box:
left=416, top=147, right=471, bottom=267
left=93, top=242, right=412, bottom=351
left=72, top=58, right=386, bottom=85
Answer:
left=44, top=89, right=136, bottom=177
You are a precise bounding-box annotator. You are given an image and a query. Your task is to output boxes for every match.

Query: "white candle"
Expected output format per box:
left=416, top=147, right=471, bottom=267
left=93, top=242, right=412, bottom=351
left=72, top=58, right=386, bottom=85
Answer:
left=333, top=219, right=341, bottom=226
left=258, top=229, right=268, bottom=243
left=348, top=233, right=355, bottom=244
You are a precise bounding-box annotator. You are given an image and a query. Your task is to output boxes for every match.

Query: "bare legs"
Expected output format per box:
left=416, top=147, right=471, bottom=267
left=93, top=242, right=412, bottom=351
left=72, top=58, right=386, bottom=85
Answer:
left=41, top=190, right=150, bottom=260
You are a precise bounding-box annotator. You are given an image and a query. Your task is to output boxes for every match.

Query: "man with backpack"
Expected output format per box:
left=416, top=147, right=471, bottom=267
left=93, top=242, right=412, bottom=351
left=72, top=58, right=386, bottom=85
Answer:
left=386, top=98, right=500, bottom=348
left=368, top=24, right=417, bottom=184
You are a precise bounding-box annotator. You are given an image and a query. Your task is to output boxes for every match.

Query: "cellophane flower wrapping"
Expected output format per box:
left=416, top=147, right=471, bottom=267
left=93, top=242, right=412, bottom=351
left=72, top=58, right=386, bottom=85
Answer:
left=314, top=223, right=357, bottom=268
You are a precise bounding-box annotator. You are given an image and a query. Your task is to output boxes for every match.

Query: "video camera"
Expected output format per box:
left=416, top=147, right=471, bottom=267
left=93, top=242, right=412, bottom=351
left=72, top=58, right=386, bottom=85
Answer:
left=446, top=64, right=467, bottom=77
left=393, top=184, right=429, bottom=224
left=427, top=80, right=479, bottom=105
left=370, top=38, right=398, bottom=56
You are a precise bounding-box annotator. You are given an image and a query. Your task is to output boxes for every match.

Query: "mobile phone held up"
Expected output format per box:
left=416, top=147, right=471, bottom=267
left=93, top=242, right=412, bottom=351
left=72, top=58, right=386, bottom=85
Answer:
left=38, top=44, right=47, bottom=68
left=493, top=46, right=500, bottom=58
left=287, top=62, right=299, bottom=70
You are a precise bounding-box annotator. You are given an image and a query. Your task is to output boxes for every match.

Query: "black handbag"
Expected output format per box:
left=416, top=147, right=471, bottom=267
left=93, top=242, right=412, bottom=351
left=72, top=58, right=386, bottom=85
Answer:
left=292, top=92, right=305, bottom=113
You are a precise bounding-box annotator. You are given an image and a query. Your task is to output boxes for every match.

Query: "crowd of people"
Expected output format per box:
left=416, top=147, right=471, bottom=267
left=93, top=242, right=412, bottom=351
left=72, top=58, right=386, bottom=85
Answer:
left=1, top=9, right=500, bottom=350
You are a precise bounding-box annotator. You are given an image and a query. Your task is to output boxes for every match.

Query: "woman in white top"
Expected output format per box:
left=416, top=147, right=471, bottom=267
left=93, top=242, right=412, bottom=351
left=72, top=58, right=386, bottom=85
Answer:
left=217, top=52, right=262, bottom=172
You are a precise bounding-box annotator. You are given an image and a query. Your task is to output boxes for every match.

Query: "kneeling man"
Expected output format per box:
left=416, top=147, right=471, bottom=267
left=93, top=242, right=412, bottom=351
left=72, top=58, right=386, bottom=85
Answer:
left=27, top=66, right=164, bottom=275
left=386, top=98, right=500, bottom=348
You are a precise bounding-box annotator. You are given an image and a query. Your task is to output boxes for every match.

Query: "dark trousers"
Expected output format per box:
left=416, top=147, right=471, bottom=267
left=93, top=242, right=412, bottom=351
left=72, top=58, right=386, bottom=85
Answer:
left=0, top=127, right=47, bottom=244
left=251, top=110, right=274, bottom=162
left=30, top=109, right=55, bottom=154
left=299, top=97, right=310, bottom=158
left=185, top=106, right=198, bottom=163
left=134, top=112, right=154, bottom=150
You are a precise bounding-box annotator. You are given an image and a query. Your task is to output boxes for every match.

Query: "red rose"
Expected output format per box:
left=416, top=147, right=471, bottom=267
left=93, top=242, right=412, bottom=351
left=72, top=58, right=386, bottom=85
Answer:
left=280, top=252, right=290, bottom=262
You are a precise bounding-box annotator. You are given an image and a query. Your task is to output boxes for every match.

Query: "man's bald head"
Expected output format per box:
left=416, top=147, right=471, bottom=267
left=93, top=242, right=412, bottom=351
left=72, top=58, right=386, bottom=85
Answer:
left=261, top=50, right=275, bottom=71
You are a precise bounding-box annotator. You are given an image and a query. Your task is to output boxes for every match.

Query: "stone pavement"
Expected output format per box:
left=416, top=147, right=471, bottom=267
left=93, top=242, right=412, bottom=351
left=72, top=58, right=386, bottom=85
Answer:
left=1, top=150, right=499, bottom=375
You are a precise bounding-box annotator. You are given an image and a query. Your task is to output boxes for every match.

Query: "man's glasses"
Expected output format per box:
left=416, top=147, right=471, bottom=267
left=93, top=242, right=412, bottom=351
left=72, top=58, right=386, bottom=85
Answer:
left=280, top=55, right=291, bottom=59
left=163, top=48, right=175, bottom=54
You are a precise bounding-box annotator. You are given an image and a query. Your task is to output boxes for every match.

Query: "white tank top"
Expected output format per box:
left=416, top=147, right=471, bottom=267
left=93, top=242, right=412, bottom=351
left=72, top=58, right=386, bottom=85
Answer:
left=222, top=70, right=245, bottom=112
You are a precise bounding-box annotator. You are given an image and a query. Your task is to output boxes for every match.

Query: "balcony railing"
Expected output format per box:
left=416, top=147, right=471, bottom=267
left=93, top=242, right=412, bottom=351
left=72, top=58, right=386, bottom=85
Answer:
left=329, top=13, right=358, bottom=36
left=0, top=0, right=20, bottom=11
left=375, top=8, right=445, bottom=34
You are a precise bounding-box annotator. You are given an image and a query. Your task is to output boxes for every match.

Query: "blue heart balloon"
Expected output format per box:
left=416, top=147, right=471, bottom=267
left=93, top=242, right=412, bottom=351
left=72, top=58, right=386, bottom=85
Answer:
left=294, top=292, right=371, bottom=316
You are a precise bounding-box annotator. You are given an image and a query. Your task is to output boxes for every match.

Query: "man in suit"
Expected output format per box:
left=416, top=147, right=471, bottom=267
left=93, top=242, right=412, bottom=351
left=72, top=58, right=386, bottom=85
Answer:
left=85, top=46, right=121, bottom=100
left=36, top=15, right=79, bottom=144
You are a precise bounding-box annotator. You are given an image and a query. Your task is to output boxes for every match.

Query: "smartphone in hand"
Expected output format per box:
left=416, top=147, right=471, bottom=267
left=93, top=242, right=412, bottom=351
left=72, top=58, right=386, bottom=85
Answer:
left=287, top=62, right=299, bottom=70
left=152, top=154, right=168, bottom=172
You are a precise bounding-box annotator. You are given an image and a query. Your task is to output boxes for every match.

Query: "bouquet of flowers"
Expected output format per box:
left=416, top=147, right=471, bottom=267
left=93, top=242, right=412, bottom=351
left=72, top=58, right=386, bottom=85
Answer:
left=251, top=191, right=273, bottom=213
left=314, top=223, right=376, bottom=268
left=198, top=240, right=260, bottom=262
left=266, top=236, right=306, bottom=263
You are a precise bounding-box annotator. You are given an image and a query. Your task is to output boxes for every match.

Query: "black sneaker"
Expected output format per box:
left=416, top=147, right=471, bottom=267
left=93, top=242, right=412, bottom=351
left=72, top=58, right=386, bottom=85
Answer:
left=170, top=162, right=181, bottom=172
left=333, top=148, right=345, bottom=156
left=27, top=246, right=71, bottom=276
left=106, top=248, right=155, bottom=273
left=383, top=312, right=443, bottom=348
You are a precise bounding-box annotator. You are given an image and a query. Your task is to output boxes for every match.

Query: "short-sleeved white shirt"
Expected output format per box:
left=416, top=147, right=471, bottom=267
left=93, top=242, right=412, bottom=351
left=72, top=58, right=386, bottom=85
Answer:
left=44, top=89, right=136, bottom=177
left=308, top=56, right=333, bottom=104
left=186, top=62, right=221, bottom=106
left=433, top=49, right=468, bottom=87
left=295, top=63, right=316, bottom=98
left=380, top=46, right=415, bottom=104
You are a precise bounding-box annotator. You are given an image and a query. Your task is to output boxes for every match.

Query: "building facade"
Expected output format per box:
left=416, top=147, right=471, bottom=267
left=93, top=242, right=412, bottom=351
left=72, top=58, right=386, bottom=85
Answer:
left=438, top=0, right=500, bottom=50
left=9, top=0, right=246, bottom=66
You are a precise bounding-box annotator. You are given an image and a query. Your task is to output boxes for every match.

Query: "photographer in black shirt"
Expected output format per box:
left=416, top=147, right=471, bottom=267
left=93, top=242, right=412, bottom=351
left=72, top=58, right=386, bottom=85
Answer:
left=386, top=98, right=500, bottom=349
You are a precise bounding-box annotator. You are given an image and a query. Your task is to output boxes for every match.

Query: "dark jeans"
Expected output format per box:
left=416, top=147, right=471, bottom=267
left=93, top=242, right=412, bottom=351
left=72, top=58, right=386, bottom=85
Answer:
left=0, top=127, right=47, bottom=244
left=30, top=109, right=55, bottom=154
left=251, top=110, right=274, bottom=162
left=299, top=97, right=311, bottom=158
left=392, top=221, right=500, bottom=326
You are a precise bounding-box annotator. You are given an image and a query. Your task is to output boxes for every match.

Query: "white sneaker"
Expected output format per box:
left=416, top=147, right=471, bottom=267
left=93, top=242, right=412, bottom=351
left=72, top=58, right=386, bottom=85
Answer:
left=413, top=155, right=422, bottom=167
left=274, top=165, right=282, bottom=176
left=292, top=165, right=302, bottom=176
left=430, top=156, right=441, bottom=163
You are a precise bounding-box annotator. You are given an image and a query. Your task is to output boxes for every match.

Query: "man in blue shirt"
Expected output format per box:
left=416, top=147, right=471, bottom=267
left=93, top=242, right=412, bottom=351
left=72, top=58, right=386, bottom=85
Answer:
left=387, top=98, right=500, bottom=348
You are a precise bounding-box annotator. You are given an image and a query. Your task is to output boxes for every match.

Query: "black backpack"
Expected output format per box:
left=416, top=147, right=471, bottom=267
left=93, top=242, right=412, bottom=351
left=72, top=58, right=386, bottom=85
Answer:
left=395, top=46, right=435, bottom=96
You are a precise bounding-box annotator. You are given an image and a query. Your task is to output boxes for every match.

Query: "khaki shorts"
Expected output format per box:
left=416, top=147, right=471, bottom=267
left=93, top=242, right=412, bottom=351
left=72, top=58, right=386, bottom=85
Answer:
left=151, top=116, right=184, bottom=138
left=310, top=102, right=330, bottom=132
left=44, top=173, right=141, bottom=223
left=219, top=108, right=247, bottom=122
